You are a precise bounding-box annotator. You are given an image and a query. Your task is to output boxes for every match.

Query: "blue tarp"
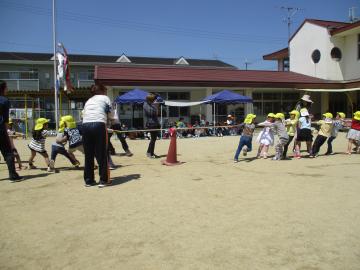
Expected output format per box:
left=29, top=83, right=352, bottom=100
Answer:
left=202, top=89, right=252, bottom=104
left=114, top=89, right=163, bottom=104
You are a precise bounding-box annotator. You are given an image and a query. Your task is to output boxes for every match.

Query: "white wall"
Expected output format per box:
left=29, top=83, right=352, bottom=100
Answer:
left=290, top=22, right=344, bottom=80
left=342, top=31, right=360, bottom=80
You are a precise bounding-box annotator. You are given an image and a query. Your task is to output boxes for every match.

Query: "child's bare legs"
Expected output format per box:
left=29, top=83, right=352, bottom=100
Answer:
left=306, top=141, right=312, bottom=154
left=28, top=150, right=37, bottom=168
left=39, top=152, right=50, bottom=167
left=295, top=142, right=301, bottom=157
left=257, top=144, right=264, bottom=158
left=14, top=151, right=22, bottom=170
left=347, top=139, right=354, bottom=154
left=262, top=145, right=269, bottom=158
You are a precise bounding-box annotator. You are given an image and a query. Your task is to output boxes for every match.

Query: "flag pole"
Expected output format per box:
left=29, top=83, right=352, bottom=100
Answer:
left=52, top=0, right=59, bottom=130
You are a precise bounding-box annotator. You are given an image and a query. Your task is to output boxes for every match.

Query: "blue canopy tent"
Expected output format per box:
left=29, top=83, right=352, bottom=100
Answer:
left=202, top=89, right=253, bottom=127
left=114, top=89, right=164, bottom=132
left=114, top=88, right=163, bottom=104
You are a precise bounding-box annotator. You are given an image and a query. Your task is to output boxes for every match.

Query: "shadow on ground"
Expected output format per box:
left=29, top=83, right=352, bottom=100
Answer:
left=111, top=174, right=141, bottom=186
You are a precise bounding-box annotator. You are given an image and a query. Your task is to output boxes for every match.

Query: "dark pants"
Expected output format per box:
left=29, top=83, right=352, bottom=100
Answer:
left=111, top=123, right=129, bottom=152
left=0, top=127, right=19, bottom=179
left=234, top=135, right=252, bottom=160
left=51, top=145, right=76, bottom=164
left=82, top=122, right=109, bottom=185
left=311, top=135, right=327, bottom=156
left=147, top=131, right=158, bottom=155
left=282, top=135, right=294, bottom=158
left=326, top=136, right=336, bottom=154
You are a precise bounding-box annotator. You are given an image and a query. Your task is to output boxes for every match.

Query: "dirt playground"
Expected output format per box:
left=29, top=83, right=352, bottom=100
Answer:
left=0, top=133, right=360, bottom=270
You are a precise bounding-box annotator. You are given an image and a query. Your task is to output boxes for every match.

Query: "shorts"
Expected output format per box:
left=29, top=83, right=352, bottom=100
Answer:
left=69, top=145, right=84, bottom=154
left=28, top=145, right=47, bottom=154
left=297, top=128, right=313, bottom=142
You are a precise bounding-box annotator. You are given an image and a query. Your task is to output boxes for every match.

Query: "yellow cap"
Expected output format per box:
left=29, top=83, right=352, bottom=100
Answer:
left=244, top=114, right=256, bottom=124
left=337, top=112, right=346, bottom=119
left=354, top=111, right=360, bottom=121
left=34, top=118, right=50, bottom=131
left=289, top=110, right=300, bottom=119
left=267, top=113, right=276, bottom=118
left=322, top=112, right=333, bottom=119
left=8, top=118, right=13, bottom=124
left=62, top=115, right=77, bottom=129
left=275, top=113, right=285, bottom=119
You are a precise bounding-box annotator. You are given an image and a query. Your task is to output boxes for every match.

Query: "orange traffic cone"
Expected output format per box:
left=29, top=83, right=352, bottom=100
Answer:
left=162, top=128, right=182, bottom=166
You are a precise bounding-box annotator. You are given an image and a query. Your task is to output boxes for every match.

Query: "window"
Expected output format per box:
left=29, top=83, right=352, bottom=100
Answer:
left=330, top=47, right=342, bottom=61
left=168, top=92, right=190, bottom=100
left=283, top=58, right=289, bottom=71
left=311, top=49, right=321, bottom=63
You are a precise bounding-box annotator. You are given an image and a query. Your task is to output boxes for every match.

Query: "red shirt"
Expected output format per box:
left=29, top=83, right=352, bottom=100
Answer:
left=351, top=119, right=360, bottom=131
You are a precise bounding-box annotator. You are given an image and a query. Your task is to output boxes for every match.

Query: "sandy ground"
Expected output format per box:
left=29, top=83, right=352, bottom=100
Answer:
left=0, top=132, right=360, bottom=270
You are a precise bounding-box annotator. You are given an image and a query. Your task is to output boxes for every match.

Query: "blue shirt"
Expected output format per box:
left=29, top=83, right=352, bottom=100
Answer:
left=299, top=117, right=311, bottom=129
left=0, top=95, right=10, bottom=128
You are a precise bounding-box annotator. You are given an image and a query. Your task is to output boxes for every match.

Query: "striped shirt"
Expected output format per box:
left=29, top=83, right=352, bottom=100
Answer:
left=29, top=130, right=48, bottom=153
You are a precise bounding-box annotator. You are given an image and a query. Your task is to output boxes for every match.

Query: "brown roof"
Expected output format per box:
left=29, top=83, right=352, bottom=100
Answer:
left=330, top=20, right=360, bottom=35
left=263, top=48, right=289, bottom=60
left=289, top=19, right=349, bottom=42
left=95, top=65, right=348, bottom=89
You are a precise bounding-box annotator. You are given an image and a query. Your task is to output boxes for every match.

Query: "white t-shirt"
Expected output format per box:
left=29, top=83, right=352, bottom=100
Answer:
left=82, top=95, right=113, bottom=124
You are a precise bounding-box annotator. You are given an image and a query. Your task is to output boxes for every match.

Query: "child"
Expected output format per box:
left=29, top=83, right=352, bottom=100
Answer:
left=28, top=118, right=52, bottom=171
left=346, top=111, right=360, bottom=155
left=233, top=114, right=256, bottom=162
left=283, top=110, right=299, bottom=159
left=294, top=109, right=312, bottom=159
left=310, top=112, right=333, bottom=158
left=271, top=113, right=289, bottom=160
left=7, top=119, right=25, bottom=170
left=256, top=113, right=275, bottom=159
left=49, top=117, right=79, bottom=171
left=325, top=112, right=345, bottom=155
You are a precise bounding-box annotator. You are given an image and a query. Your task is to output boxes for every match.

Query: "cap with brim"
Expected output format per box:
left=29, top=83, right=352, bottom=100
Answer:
left=337, top=112, right=346, bottom=119
left=322, top=112, right=333, bottom=119
left=35, top=118, right=50, bottom=131
left=354, top=111, right=360, bottom=121
left=301, top=94, right=313, bottom=103
left=275, top=113, right=285, bottom=119
left=267, top=113, right=276, bottom=118
left=244, top=114, right=256, bottom=124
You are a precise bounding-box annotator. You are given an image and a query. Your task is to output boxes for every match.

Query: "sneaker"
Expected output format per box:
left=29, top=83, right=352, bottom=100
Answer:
left=98, top=182, right=111, bottom=188
left=272, top=157, right=279, bottom=161
left=10, top=175, right=23, bottom=182
left=47, top=166, right=55, bottom=172
left=243, top=147, right=248, bottom=156
left=84, top=181, right=97, bottom=187
left=73, top=161, right=80, bottom=168
left=28, top=163, right=36, bottom=169
left=309, top=155, right=314, bottom=158
left=125, top=150, right=133, bottom=157
left=109, top=166, right=116, bottom=170
left=234, top=159, right=239, bottom=163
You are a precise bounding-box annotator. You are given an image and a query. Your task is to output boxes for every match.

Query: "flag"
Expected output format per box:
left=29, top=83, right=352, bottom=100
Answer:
left=56, top=43, right=74, bottom=94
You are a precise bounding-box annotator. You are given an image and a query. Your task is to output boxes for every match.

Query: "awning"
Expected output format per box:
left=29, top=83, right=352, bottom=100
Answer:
left=299, top=87, right=360, bottom=92
left=164, top=100, right=208, bottom=107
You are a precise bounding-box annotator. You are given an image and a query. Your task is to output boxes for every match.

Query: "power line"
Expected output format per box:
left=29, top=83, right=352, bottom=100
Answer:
left=1, top=1, right=286, bottom=44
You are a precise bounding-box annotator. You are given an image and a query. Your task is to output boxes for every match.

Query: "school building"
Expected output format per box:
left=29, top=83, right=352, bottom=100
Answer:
left=1, top=18, right=360, bottom=128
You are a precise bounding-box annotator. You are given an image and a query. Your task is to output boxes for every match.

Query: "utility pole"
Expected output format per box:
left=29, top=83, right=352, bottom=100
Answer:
left=52, top=0, right=59, bottom=130
left=244, top=59, right=251, bottom=70
left=280, top=6, right=303, bottom=41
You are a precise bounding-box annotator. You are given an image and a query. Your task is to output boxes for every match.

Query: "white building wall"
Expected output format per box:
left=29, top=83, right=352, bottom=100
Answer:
left=290, top=22, right=344, bottom=80
left=342, top=31, right=360, bottom=80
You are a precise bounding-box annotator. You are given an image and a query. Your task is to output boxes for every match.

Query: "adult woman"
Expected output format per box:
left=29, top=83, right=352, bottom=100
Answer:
left=0, top=80, right=22, bottom=182
left=143, top=93, right=160, bottom=158
left=82, top=83, right=113, bottom=187
left=295, top=94, right=313, bottom=113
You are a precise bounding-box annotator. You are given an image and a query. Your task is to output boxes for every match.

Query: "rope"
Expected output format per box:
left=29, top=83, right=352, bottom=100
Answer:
left=111, top=124, right=243, bottom=134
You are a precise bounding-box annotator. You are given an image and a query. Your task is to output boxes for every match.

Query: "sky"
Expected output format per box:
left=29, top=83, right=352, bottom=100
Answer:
left=0, top=0, right=358, bottom=70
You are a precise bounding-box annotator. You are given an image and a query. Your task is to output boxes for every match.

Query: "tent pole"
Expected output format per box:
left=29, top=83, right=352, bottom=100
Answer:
left=132, top=104, right=134, bottom=129
left=213, top=103, right=215, bottom=135
left=24, top=94, right=28, bottom=138
left=160, top=104, right=163, bottom=139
